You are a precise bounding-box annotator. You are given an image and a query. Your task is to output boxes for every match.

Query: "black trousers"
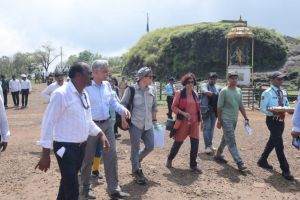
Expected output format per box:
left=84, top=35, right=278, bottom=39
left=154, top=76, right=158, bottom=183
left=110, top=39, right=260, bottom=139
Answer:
left=2, top=90, right=8, bottom=107
left=166, top=96, right=174, bottom=119
left=259, top=116, right=290, bottom=173
left=21, top=89, right=29, bottom=107
left=114, top=120, right=118, bottom=134
left=11, top=91, right=19, bottom=106
left=53, top=141, right=86, bottom=200
left=168, top=137, right=199, bottom=168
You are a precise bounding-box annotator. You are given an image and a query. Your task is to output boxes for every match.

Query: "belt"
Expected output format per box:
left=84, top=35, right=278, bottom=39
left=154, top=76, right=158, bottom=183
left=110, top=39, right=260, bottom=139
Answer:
left=93, top=118, right=109, bottom=124
left=53, top=141, right=87, bottom=147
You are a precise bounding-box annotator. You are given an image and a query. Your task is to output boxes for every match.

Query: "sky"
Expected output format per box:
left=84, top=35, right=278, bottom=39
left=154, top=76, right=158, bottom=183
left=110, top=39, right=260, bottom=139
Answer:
left=0, top=0, right=299, bottom=62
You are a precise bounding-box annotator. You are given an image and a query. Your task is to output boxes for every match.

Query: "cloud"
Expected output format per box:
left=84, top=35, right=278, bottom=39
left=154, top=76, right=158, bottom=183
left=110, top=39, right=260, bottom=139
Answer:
left=0, top=0, right=299, bottom=60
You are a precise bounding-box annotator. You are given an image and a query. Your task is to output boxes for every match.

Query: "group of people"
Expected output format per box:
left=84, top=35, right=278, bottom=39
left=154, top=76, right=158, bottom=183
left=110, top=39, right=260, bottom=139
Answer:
left=1, top=60, right=300, bottom=200
left=0, top=74, right=32, bottom=109
left=164, top=70, right=296, bottom=180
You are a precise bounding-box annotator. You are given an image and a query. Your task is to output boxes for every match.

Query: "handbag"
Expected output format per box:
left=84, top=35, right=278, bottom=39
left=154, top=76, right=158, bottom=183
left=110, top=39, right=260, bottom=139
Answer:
left=165, top=118, right=175, bottom=131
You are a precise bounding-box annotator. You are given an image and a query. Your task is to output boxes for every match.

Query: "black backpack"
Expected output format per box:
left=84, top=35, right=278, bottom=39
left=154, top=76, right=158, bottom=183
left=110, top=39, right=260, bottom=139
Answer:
left=115, top=86, right=135, bottom=131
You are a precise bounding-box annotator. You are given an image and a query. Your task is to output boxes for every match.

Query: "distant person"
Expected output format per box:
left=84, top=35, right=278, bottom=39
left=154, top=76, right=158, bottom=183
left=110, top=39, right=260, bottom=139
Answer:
left=150, top=74, right=157, bottom=98
left=214, top=71, right=248, bottom=171
left=118, top=77, right=127, bottom=99
left=9, top=75, right=21, bottom=108
left=121, top=66, right=158, bottom=185
left=35, top=62, right=110, bottom=200
left=42, top=71, right=66, bottom=102
left=164, top=77, right=176, bottom=119
left=46, top=73, right=54, bottom=86
left=0, top=97, right=10, bottom=152
left=200, top=72, right=221, bottom=154
left=166, top=73, right=202, bottom=173
left=258, top=71, right=294, bottom=180
left=20, top=74, right=32, bottom=108
left=1, top=75, right=9, bottom=108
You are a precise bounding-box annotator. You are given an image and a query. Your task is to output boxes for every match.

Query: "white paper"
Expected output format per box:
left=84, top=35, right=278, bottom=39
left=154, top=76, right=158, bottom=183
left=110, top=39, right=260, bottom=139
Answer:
left=56, top=146, right=66, bottom=158
left=244, top=124, right=253, bottom=135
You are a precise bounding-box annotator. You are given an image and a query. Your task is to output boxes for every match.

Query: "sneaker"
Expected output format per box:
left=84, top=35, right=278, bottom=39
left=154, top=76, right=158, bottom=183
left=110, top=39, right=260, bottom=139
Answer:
left=133, top=169, right=146, bottom=185
left=210, top=146, right=216, bottom=151
left=82, top=186, right=96, bottom=199
left=237, top=162, right=247, bottom=171
left=91, top=170, right=103, bottom=179
left=190, top=166, right=202, bottom=174
left=165, top=159, right=172, bottom=168
left=257, top=159, right=273, bottom=170
left=205, top=147, right=213, bottom=154
left=282, top=171, right=294, bottom=181
left=214, top=155, right=228, bottom=164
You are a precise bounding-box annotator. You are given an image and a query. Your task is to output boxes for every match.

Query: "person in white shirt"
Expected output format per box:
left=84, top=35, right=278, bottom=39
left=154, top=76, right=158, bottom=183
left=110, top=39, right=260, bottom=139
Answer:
left=35, top=62, right=110, bottom=200
left=0, top=85, right=3, bottom=102
left=41, top=71, right=66, bottom=102
left=20, top=74, right=32, bottom=108
left=0, top=97, right=10, bottom=152
left=9, top=75, right=21, bottom=107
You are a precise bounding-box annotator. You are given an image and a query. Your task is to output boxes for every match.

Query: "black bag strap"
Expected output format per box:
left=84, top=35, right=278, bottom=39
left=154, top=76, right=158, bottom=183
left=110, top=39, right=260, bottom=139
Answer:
left=127, top=86, right=135, bottom=111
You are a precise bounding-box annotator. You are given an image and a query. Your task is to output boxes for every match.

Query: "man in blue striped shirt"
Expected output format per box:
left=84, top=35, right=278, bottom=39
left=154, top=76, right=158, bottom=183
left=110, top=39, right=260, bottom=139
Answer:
left=81, top=60, right=131, bottom=199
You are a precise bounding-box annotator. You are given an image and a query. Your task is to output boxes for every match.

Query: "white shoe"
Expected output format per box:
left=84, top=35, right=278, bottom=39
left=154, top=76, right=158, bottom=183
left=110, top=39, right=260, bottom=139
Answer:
left=205, top=147, right=212, bottom=154
left=210, top=146, right=216, bottom=151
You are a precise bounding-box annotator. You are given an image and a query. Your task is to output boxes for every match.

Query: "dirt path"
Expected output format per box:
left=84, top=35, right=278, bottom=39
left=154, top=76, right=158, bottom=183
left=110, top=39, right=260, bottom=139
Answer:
left=1, top=83, right=300, bottom=200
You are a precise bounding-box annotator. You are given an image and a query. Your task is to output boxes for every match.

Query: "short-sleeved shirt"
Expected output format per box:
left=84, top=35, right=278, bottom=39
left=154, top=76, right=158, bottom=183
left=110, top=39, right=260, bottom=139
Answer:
left=260, top=85, right=289, bottom=116
left=217, top=86, right=243, bottom=121
left=120, top=83, right=157, bottom=131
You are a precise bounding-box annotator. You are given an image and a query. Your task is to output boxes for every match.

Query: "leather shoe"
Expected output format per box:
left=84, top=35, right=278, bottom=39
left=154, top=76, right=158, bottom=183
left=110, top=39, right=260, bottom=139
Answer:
left=257, top=160, right=273, bottom=170
left=282, top=171, right=294, bottom=181
left=109, top=191, right=130, bottom=199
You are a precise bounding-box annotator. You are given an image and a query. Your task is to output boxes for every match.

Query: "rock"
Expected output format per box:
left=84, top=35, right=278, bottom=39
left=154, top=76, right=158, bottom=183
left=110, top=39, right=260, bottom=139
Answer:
left=253, top=182, right=266, bottom=188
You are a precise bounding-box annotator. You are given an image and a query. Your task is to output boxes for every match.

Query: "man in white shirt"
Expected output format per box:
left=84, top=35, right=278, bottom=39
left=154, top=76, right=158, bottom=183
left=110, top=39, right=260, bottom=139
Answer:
left=20, top=74, right=32, bottom=108
left=292, top=92, right=300, bottom=138
left=0, top=97, right=10, bottom=152
left=41, top=71, right=66, bottom=102
left=81, top=60, right=131, bottom=199
left=35, top=62, right=110, bottom=200
left=9, top=75, right=21, bottom=108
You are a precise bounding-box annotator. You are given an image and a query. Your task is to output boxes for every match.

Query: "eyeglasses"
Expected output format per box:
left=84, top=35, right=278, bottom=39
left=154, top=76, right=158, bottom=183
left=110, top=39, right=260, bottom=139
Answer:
left=78, top=92, right=90, bottom=110
left=145, top=75, right=153, bottom=79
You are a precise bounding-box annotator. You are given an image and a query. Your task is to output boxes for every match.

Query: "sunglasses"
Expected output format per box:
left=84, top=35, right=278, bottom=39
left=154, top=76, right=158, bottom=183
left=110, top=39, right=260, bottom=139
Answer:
left=186, top=80, right=195, bottom=84
left=275, top=78, right=283, bottom=81
left=145, top=75, right=154, bottom=78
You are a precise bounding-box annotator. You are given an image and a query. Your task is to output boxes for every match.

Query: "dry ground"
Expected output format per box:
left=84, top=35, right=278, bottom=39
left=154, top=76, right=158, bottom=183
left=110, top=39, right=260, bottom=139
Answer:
left=1, top=83, right=300, bottom=200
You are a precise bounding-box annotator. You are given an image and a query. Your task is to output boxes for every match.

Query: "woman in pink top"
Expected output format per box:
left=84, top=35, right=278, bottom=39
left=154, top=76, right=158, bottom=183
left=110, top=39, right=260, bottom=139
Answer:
left=166, top=73, right=202, bottom=173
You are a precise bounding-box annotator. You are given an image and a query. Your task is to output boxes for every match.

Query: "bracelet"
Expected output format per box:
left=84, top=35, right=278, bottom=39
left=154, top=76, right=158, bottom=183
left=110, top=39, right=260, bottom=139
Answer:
left=152, top=119, right=157, bottom=122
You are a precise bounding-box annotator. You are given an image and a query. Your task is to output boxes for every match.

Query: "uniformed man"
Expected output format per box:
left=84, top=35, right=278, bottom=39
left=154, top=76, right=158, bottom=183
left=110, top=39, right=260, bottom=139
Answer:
left=258, top=71, right=294, bottom=180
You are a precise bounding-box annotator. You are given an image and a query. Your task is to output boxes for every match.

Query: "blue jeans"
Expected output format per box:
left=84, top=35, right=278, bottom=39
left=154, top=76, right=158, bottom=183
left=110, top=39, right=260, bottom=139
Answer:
left=216, top=119, right=242, bottom=164
left=129, top=125, right=154, bottom=173
left=203, top=110, right=217, bottom=148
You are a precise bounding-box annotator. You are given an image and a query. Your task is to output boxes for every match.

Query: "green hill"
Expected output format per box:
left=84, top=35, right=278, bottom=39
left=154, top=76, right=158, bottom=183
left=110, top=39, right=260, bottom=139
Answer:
left=123, top=22, right=288, bottom=80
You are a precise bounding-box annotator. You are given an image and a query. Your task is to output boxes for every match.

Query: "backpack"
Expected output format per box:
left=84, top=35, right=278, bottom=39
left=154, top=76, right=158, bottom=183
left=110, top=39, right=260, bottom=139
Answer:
left=115, top=86, right=135, bottom=131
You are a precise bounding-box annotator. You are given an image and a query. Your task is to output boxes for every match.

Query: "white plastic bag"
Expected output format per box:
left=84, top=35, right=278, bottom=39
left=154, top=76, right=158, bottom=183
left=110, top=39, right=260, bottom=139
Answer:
left=153, top=124, right=165, bottom=148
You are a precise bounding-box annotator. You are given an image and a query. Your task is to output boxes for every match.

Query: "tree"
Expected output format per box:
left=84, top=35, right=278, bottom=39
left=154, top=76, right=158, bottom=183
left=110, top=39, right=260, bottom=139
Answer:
left=34, top=43, right=60, bottom=72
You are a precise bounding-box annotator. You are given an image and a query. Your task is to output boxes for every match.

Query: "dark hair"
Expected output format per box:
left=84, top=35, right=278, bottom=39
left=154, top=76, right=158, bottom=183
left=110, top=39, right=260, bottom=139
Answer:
left=68, top=62, right=88, bottom=78
left=181, top=72, right=196, bottom=86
